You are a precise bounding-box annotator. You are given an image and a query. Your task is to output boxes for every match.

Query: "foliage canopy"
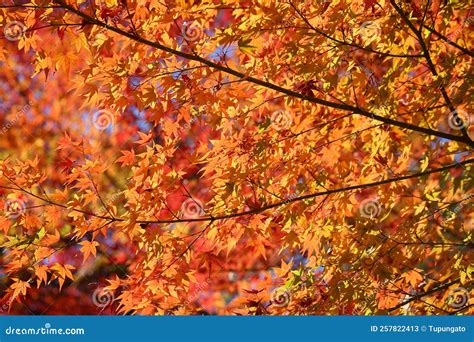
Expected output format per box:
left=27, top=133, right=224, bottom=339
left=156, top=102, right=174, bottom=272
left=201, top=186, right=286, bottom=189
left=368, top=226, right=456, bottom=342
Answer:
left=0, top=0, right=473, bottom=315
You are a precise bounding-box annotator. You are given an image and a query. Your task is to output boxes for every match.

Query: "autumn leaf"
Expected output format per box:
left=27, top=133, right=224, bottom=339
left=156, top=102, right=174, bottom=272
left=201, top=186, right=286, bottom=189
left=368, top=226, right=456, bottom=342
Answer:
left=80, top=240, right=99, bottom=262
left=238, top=38, right=257, bottom=56
left=0, top=0, right=472, bottom=316
left=117, top=150, right=135, bottom=166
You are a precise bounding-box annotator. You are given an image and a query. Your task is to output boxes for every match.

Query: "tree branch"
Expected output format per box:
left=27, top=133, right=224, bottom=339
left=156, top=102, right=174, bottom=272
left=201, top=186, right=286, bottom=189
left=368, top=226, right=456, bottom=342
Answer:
left=288, top=0, right=424, bottom=59
left=422, top=24, right=474, bottom=57
left=3, top=158, right=473, bottom=225
left=50, top=0, right=473, bottom=147
left=387, top=278, right=459, bottom=312
left=390, top=0, right=473, bottom=145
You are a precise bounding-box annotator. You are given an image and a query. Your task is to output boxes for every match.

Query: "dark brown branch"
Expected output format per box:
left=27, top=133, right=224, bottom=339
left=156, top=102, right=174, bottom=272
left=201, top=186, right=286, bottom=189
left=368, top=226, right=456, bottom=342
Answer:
left=136, top=158, right=473, bottom=224
left=422, top=25, right=474, bottom=57
left=288, top=0, right=424, bottom=59
left=387, top=278, right=459, bottom=312
left=449, top=303, right=474, bottom=315
left=390, top=0, right=473, bottom=145
left=50, top=0, right=473, bottom=147
left=3, top=158, right=473, bottom=225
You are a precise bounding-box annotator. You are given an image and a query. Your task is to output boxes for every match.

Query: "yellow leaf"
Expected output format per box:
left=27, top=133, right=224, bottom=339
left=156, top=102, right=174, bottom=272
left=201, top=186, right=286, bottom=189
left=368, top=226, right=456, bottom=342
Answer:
left=80, top=240, right=99, bottom=263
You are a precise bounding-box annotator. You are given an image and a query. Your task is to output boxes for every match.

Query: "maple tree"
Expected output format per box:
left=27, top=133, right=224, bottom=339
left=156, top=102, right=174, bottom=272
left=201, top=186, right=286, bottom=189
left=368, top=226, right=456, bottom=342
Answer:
left=0, top=0, right=473, bottom=316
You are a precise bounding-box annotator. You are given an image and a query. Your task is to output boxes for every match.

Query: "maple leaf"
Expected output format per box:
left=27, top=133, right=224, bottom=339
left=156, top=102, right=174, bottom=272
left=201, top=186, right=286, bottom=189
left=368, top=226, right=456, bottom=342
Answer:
left=134, top=131, right=153, bottom=146
left=0, top=0, right=472, bottom=316
left=51, top=263, right=75, bottom=291
left=117, top=149, right=136, bottom=166
left=10, top=279, right=31, bottom=302
left=34, top=265, right=49, bottom=288
left=80, top=240, right=100, bottom=263
left=238, top=38, right=257, bottom=56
